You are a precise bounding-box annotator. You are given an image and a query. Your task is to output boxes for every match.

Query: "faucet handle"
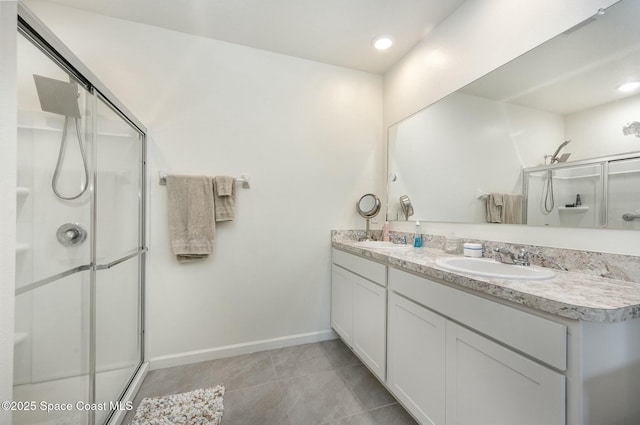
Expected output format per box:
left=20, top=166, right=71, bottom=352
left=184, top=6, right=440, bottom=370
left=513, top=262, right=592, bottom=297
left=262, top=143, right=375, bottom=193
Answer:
left=517, top=248, right=530, bottom=265
left=493, top=246, right=530, bottom=266
left=389, top=233, right=407, bottom=245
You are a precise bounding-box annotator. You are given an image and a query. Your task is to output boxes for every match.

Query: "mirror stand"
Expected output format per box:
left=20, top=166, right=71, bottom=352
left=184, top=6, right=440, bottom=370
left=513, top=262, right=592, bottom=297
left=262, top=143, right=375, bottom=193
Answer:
left=356, top=193, right=381, bottom=240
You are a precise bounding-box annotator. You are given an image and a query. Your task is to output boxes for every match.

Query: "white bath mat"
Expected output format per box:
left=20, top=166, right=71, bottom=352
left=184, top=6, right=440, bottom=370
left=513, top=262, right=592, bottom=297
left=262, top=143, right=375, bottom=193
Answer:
left=129, top=385, right=225, bottom=425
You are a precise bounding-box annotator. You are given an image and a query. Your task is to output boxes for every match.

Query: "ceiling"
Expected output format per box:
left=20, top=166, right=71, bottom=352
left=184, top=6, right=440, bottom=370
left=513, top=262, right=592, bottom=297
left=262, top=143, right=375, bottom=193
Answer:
left=460, top=0, right=640, bottom=115
left=35, top=0, right=466, bottom=74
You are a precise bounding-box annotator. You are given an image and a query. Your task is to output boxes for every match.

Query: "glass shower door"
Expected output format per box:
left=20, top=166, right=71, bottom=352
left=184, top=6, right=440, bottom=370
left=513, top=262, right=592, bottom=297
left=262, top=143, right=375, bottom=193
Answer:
left=14, top=31, right=93, bottom=425
left=16, top=21, right=146, bottom=425
left=607, top=158, right=640, bottom=230
left=93, top=97, right=144, bottom=424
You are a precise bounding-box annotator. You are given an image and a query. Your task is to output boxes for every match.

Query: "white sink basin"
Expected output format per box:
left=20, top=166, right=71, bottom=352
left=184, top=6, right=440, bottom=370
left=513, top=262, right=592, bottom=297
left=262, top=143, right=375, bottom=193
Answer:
left=355, top=241, right=411, bottom=249
left=435, top=257, right=555, bottom=280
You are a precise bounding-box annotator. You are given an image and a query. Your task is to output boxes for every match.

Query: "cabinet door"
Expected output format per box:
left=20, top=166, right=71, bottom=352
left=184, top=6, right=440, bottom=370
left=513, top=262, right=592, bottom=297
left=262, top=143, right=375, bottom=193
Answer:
left=353, top=277, right=386, bottom=381
left=388, top=292, right=446, bottom=425
left=331, top=265, right=354, bottom=345
left=446, top=322, right=565, bottom=425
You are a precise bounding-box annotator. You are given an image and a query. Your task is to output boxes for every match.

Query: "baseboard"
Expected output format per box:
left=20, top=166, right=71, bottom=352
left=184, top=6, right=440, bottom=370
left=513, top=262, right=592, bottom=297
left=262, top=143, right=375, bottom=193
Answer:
left=148, top=329, right=338, bottom=371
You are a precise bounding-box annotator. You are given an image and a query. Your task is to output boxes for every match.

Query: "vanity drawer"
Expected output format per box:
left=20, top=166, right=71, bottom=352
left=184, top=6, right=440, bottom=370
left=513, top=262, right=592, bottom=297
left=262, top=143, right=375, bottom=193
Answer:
left=389, top=267, right=567, bottom=370
left=332, top=249, right=386, bottom=286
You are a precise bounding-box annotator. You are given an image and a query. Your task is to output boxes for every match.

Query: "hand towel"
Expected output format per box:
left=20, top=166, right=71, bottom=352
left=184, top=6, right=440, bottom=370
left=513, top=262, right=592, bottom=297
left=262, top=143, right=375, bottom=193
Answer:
left=166, top=175, right=215, bottom=262
left=215, top=175, right=234, bottom=196
left=486, top=193, right=503, bottom=223
left=213, top=176, right=236, bottom=222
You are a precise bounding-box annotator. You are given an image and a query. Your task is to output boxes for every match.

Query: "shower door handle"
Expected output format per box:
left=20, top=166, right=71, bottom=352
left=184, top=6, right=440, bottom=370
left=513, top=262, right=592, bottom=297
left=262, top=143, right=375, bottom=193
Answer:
left=622, top=212, right=640, bottom=222
left=96, top=247, right=147, bottom=270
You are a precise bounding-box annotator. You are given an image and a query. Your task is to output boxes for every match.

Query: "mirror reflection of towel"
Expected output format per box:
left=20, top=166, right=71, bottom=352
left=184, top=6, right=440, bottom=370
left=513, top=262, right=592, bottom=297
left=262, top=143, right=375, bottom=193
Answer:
left=486, top=193, right=522, bottom=224
left=486, top=193, right=503, bottom=223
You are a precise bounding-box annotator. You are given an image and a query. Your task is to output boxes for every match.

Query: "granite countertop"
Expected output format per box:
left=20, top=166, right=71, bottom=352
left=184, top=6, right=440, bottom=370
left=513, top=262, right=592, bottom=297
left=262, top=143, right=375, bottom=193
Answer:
left=332, top=239, right=640, bottom=323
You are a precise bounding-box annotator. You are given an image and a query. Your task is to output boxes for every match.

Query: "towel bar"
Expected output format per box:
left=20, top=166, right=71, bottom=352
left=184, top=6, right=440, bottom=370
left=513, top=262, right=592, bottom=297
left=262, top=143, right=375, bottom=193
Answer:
left=476, top=189, right=489, bottom=199
left=158, top=171, right=250, bottom=189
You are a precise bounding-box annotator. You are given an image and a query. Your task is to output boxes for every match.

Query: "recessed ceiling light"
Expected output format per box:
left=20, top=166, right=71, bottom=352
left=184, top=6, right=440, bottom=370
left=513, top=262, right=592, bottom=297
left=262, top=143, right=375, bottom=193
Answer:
left=618, top=81, right=640, bottom=92
left=373, top=36, right=393, bottom=51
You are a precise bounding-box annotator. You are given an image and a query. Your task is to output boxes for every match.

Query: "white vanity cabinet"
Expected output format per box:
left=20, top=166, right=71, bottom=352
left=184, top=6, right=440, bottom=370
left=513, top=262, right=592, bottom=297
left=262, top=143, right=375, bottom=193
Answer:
left=446, top=322, right=565, bottom=425
left=331, top=264, right=355, bottom=344
left=388, top=267, right=566, bottom=425
left=331, top=249, right=387, bottom=380
left=388, top=292, right=446, bottom=425
left=331, top=242, right=640, bottom=425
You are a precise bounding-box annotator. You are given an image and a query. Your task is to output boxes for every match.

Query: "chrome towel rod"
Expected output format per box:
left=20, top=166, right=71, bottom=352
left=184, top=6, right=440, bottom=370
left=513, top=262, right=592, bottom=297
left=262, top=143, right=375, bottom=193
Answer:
left=158, top=170, right=251, bottom=189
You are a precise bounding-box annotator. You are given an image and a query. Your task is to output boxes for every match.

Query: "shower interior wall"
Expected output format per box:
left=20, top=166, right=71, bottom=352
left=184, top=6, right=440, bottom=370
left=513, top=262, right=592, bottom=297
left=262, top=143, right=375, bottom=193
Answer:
left=14, top=111, right=141, bottom=366
left=14, top=104, right=143, bottom=425
left=18, top=0, right=637, bottom=377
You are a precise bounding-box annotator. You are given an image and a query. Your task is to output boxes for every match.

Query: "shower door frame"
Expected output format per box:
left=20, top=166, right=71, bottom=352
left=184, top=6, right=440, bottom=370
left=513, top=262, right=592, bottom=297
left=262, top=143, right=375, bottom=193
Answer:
left=17, top=5, right=147, bottom=425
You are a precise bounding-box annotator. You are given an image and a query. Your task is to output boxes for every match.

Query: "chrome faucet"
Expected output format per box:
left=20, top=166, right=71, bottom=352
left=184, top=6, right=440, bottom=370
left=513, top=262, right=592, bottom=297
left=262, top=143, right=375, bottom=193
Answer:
left=494, top=247, right=530, bottom=266
left=389, top=233, right=407, bottom=245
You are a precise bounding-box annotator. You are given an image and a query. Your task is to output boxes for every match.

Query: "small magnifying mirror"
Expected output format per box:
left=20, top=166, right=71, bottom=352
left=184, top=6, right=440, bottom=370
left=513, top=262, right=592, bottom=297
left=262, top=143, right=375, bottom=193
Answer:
left=356, top=194, right=381, bottom=240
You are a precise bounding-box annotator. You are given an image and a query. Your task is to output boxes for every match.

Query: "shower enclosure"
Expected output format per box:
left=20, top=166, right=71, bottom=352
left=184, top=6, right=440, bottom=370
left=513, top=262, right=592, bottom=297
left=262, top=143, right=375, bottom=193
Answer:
left=13, top=7, right=146, bottom=425
left=523, top=152, right=640, bottom=229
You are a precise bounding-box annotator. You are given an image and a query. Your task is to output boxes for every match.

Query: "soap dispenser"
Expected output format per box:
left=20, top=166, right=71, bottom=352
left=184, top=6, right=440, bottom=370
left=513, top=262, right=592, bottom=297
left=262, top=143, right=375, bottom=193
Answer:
left=413, top=221, right=422, bottom=248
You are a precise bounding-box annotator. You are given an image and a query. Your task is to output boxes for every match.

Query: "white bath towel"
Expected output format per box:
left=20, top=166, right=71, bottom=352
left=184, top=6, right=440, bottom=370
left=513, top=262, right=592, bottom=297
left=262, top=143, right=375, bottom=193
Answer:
left=214, top=176, right=236, bottom=222
left=166, top=175, right=215, bottom=262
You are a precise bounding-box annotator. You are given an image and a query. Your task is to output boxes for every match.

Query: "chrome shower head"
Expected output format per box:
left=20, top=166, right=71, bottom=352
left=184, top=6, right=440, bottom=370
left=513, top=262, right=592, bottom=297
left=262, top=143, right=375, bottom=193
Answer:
left=549, top=140, right=571, bottom=164
left=33, top=74, right=81, bottom=118
left=623, top=121, right=640, bottom=138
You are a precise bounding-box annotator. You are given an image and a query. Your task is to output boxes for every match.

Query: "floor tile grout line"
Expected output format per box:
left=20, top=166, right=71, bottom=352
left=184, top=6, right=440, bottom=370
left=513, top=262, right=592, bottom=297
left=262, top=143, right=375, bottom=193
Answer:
left=368, top=401, right=400, bottom=412
left=336, top=362, right=406, bottom=421
left=275, top=377, right=296, bottom=425
left=267, top=348, right=285, bottom=381
left=222, top=360, right=280, bottom=395
left=333, top=365, right=374, bottom=422
left=277, top=365, right=370, bottom=425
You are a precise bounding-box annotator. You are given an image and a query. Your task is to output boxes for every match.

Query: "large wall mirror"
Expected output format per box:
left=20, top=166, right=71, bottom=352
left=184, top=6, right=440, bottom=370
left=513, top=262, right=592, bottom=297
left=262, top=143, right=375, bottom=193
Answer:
left=388, top=0, right=640, bottom=230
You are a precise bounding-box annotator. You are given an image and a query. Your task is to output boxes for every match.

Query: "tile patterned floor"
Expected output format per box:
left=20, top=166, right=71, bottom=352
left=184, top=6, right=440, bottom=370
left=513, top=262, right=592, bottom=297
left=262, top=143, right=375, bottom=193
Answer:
left=122, top=339, right=418, bottom=425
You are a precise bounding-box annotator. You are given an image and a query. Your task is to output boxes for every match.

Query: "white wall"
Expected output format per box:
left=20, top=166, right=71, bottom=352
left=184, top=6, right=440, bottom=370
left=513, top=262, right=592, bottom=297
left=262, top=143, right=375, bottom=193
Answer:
left=383, top=0, right=640, bottom=256
left=0, top=1, right=17, bottom=421
left=24, top=2, right=383, bottom=363
left=565, top=94, right=640, bottom=159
